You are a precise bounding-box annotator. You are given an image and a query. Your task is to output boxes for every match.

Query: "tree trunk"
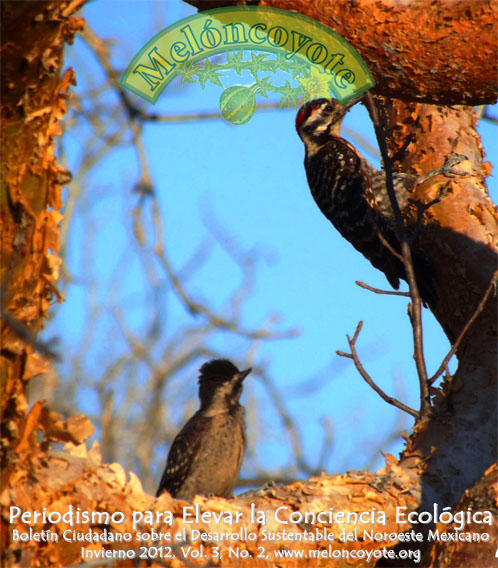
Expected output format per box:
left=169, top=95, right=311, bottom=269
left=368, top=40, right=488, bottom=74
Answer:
left=1, top=1, right=82, bottom=462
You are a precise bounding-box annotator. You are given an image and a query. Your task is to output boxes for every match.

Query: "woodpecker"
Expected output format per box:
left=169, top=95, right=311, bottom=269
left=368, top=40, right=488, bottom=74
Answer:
left=156, top=359, right=251, bottom=501
left=295, top=98, right=436, bottom=306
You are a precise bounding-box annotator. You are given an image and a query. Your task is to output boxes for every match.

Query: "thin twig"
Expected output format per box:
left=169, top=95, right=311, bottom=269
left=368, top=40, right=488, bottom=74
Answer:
left=372, top=221, right=405, bottom=263
left=356, top=280, right=410, bottom=297
left=256, top=367, right=322, bottom=475
left=429, top=270, right=498, bottom=385
left=132, top=101, right=282, bottom=123
left=483, top=108, right=498, bottom=124
left=363, top=92, right=431, bottom=416
left=336, top=321, right=419, bottom=418
left=316, top=417, right=335, bottom=472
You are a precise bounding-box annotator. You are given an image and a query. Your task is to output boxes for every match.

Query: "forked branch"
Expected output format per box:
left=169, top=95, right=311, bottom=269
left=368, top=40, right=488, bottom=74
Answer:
left=363, top=93, right=431, bottom=415
left=337, top=321, right=419, bottom=419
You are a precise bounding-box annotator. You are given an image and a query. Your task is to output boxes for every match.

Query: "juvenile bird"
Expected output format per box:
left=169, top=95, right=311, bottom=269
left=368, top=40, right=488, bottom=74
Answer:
left=156, top=359, right=251, bottom=500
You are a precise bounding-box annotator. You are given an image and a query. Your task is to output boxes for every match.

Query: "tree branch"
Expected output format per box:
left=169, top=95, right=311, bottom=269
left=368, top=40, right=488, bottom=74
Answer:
left=429, top=270, right=498, bottom=385
left=363, top=92, right=431, bottom=416
left=337, top=321, right=419, bottom=419
left=355, top=280, right=410, bottom=297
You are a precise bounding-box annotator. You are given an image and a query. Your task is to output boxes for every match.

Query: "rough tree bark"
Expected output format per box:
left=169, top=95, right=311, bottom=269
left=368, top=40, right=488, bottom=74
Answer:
left=1, top=0, right=80, bottom=457
left=1, top=1, right=497, bottom=567
left=187, top=0, right=497, bottom=106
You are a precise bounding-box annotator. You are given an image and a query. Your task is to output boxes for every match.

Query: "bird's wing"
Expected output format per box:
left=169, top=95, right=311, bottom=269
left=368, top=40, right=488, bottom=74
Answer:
left=155, top=412, right=207, bottom=498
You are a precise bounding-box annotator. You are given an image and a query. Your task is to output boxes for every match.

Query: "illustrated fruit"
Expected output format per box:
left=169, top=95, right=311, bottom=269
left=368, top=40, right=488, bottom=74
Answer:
left=219, top=86, right=256, bottom=125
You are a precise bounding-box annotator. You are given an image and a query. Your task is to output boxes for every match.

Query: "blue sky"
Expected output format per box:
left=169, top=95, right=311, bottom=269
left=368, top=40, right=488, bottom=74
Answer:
left=46, top=0, right=497, bottom=491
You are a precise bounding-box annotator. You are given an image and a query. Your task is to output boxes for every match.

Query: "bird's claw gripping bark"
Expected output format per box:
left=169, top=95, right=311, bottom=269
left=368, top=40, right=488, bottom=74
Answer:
left=416, top=153, right=470, bottom=185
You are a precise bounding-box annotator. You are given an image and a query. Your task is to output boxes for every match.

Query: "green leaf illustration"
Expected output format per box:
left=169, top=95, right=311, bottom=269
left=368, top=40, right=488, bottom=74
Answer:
left=226, top=50, right=246, bottom=75
left=197, top=59, right=225, bottom=89
left=177, top=60, right=199, bottom=85
left=253, top=75, right=274, bottom=98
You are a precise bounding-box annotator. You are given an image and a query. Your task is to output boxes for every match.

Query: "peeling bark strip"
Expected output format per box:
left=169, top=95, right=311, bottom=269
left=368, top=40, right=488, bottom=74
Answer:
left=186, top=0, right=498, bottom=105
left=0, top=2, right=83, bottom=455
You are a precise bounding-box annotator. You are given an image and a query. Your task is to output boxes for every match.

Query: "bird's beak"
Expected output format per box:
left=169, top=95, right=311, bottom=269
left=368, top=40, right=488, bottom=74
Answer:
left=239, top=368, right=252, bottom=381
left=340, top=93, right=363, bottom=113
